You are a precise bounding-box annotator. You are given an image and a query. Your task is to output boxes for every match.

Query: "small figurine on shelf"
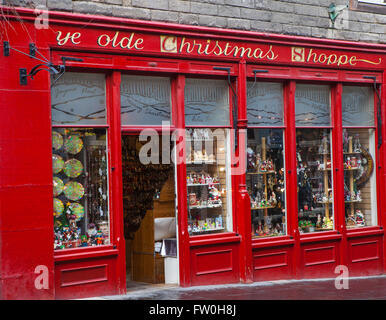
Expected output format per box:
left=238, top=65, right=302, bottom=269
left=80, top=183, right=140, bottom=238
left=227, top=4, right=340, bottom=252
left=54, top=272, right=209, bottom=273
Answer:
left=355, top=210, right=365, bottom=227
left=316, top=214, right=322, bottom=228
left=247, top=147, right=256, bottom=170
left=80, top=235, right=88, bottom=247
left=319, top=134, right=329, bottom=154
left=353, top=134, right=362, bottom=153
left=343, top=129, right=349, bottom=153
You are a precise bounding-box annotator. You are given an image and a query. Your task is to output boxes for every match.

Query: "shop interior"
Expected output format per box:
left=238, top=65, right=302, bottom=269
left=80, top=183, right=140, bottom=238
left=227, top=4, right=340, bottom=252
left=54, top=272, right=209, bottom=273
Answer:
left=121, top=134, right=178, bottom=289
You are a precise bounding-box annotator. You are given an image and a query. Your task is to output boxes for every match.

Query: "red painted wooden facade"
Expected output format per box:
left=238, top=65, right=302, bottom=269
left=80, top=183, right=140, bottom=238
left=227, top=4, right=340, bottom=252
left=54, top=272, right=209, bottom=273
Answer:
left=0, top=6, right=385, bottom=300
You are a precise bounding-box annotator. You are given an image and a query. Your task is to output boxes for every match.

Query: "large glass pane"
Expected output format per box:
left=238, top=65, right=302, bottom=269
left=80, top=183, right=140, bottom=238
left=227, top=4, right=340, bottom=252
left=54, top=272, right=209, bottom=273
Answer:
left=342, top=86, right=374, bottom=127
left=52, top=128, right=110, bottom=249
left=295, top=84, right=330, bottom=126
left=121, top=75, right=171, bottom=125
left=247, top=82, right=284, bottom=126
left=51, top=72, right=106, bottom=125
left=296, top=129, right=334, bottom=233
left=185, top=79, right=230, bottom=126
left=186, top=128, right=232, bottom=235
left=343, top=128, right=377, bottom=228
left=247, top=129, right=286, bottom=238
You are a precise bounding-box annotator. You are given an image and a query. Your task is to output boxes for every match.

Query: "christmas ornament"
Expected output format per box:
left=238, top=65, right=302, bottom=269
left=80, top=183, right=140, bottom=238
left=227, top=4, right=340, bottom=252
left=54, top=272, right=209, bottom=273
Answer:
left=64, top=135, right=84, bottom=154
left=53, top=176, right=64, bottom=196
left=64, top=181, right=85, bottom=201
left=64, top=159, right=84, bottom=178
left=52, top=154, right=64, bottom=174
left=52, top=131, right=63, bottom=150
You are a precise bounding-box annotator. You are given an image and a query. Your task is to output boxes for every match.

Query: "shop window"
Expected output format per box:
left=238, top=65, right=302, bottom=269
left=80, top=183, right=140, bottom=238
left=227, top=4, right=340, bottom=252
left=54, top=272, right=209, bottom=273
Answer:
left=342, top=86, right=377, bottom=228
left=246, top=82, right=286, bottom=238
left=121, top=75, right=171, bottom=126
left=296, top=84, right=334, bottom=233
left=185, top=79, right=232, bottom=235
left=295, top=84, right=331, bottom=127
left=247, top=82, right=284, bottom=126
left=51, top=73, right=110, bottom=250
left=185, top=79, right=230, bottom=126
left=51, top=72, right=106, bottom=126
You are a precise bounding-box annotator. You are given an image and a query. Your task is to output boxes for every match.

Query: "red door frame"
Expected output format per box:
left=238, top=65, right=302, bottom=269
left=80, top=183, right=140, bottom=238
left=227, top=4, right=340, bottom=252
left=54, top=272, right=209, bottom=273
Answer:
left=0, top=6, right=385, bottom=299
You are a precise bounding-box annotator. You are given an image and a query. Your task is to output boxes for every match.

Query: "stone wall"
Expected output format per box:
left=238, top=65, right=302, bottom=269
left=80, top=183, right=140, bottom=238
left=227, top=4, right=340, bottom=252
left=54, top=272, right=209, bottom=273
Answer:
left=2, top=0, right=386, bottom=43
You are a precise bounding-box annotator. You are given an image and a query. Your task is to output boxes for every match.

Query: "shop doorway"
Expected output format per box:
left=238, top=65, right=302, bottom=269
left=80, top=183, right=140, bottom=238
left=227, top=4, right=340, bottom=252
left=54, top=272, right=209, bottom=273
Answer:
left=121, top=134, right=179, bottom=290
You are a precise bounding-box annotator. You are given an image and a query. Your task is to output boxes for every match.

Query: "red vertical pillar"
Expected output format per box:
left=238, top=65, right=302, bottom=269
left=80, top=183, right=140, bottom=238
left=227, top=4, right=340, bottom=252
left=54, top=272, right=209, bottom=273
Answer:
left=284, top=80, right=299, bottom=278
left=106, top=71, right=127, bottom=294
left=331, top=83, right=347, bottom=267
left=172, top=75, right=191, bottom=287
left=237, top=60, right=253, bottom=283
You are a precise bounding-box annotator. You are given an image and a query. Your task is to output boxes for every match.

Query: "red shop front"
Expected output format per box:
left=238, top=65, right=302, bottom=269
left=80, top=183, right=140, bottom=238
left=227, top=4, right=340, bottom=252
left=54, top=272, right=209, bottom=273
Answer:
left=0, top=7, right=385, bottom=300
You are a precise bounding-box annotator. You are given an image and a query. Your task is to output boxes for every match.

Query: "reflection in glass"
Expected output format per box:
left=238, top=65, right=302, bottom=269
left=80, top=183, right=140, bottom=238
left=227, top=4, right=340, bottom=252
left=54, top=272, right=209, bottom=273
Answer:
left=185, top=79, right=229, bottom=126
left=247, top=82, right=284, bottom=126
left=296, top=129, right=334, bottom=233
left=247, top=129, right=286, bottom=237
left=186, top=128, right=232, bottom=235
left=342, top=86, right=374, bottom=127
left=52, top=128, right=110, bottom=250
left=295, top=84, right=330, bottom=126
left=51, top=72, right=106, bottom=125
left=343, top=128, right=377, bottom=228
left=121, top=76, right=171, bottom=125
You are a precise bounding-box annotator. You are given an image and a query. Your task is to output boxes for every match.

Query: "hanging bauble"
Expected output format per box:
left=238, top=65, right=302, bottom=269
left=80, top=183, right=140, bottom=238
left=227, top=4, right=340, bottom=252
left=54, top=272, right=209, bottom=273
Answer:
left=64, top=135, right=83, bottom=155
left=64, top=181, right=85, bottom=201
left=52, top=154, right=64, bottom=174
left=53, top=176, right=64, bottom=196
left=64, top=159, right=84, bottom=178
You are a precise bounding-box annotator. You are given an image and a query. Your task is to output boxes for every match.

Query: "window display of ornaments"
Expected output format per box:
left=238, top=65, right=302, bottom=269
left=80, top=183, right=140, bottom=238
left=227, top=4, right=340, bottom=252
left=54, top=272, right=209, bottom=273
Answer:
left=63, top=181, right=85, bottom=201
left=187, top=172, right=219, bottom=185
left=63, top=159, right=84, bottom=178
left=53, top=177, right=64, bottom=197
left=53, top=198, right=64, bottom=217
left=52, top=154, right=64, bottom=174
left=189, top=215, right=223, bottom=233
left=64, top=135, right=84, bottom=155
left=52, top=131, right=64, bottom=150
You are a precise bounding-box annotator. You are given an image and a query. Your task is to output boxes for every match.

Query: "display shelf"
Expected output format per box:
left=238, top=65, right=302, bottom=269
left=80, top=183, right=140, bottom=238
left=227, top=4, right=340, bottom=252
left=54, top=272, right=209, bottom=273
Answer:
left=344, top=167, right=359, bottom=171
left=247, top=171, right=276, bottom=175
left=187, top=183, right=220, bottom=187
left=186, top=161, right=216, bottom=165
left=191, top=227, right=224, bottom=234
left=251, top=205, right=276, bottom=210
left=189, top=204, right=222, bottom=209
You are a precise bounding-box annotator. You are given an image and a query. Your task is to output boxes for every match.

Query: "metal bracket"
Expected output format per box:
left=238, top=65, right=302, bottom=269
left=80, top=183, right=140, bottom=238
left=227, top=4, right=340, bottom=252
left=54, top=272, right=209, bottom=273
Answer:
left=19, top=68, right=28, bottom=85
left=250, top=69, right=269, bottom=89
left=364, top=76, right=382, bottom=149
left=3, top=41, right=10, bottom=56
left=29, top=43, right=36, bottom=57
left=213, top=66, right=238, bottom=149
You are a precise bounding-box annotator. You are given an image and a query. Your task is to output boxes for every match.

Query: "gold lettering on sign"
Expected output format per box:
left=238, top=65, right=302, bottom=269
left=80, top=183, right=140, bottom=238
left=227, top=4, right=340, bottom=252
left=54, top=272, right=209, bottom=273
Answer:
left=177, top=37, right=278, bottom=61
left=291, top=47, right=305, bottom=62
left=56, top=31, right=81, bottom=46
left=293, top=47, right=382, bottom=67
left=160, top=35, right=178, bottom=53
left=97, top=32, right=144, bottom=50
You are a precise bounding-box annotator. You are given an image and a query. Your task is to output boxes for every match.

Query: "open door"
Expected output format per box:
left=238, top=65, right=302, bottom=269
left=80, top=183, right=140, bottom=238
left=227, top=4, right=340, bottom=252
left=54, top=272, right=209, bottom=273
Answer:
left=121, top=134, right=179, bottom=288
